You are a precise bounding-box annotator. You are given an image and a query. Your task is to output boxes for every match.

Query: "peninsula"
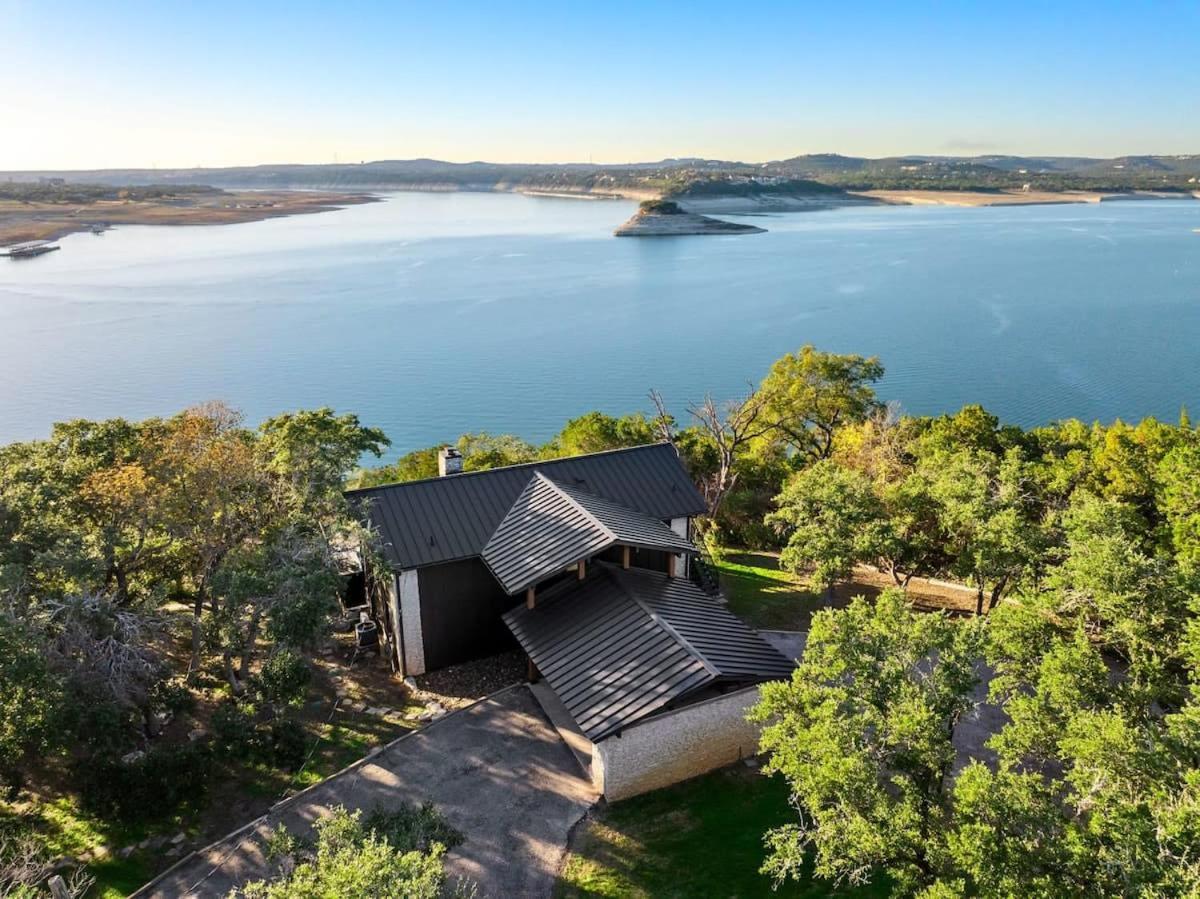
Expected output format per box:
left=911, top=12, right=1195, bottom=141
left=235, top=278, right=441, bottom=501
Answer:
left=613, top=199, right=766, bottom=236
left=0, top=182, right=376, bottom=247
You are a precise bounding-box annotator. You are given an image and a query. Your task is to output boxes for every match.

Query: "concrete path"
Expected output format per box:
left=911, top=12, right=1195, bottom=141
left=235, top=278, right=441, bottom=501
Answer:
left=759, top=629, right=807, bottom=662
left=134, top=686, right=597, bottom=898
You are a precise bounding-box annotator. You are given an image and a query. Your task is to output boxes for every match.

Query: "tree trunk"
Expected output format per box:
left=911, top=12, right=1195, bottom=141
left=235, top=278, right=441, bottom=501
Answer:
left=987, top=579, right=1007, bottom=612
left=187, top=586, right=206, bottom=678
left=223, top=650, right=241, bottom=694
left=113, top=565, right=130, bottom=606
left=238, top=607, right=263, bottom=682
left=975, top=585, right=985, bottom=617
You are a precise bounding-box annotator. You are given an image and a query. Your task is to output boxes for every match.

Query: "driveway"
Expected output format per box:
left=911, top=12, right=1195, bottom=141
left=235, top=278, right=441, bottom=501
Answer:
left=135, top=685, right=597, bottom=898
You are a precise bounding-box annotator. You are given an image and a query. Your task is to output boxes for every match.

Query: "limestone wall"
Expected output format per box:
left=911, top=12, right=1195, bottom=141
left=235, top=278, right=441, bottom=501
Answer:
left=592, top=686, right=762, bottom=801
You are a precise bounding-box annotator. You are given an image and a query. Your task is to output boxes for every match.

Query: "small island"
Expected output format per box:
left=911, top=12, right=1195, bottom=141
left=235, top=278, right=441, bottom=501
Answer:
left=613, top=199, right=767, bottom=237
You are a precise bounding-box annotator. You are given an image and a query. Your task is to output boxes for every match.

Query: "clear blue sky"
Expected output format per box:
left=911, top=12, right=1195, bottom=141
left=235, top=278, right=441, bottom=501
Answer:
left=1, top=0, right=1196, bottom=170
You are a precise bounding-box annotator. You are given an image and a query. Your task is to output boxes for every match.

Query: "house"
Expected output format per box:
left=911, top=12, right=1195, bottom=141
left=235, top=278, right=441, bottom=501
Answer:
left=348, top=443, right=794, bottom=799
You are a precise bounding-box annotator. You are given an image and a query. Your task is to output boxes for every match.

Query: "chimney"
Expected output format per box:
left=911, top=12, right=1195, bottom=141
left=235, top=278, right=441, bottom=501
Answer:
left=438, top=446, right=463, bottom=477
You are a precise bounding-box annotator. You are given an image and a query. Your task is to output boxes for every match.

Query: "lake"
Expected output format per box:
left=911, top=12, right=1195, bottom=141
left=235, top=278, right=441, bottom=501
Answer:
left=1, top=191, right=1198, bottom=459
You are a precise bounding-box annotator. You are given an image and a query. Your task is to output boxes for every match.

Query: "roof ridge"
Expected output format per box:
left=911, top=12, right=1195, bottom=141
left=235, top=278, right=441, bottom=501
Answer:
left=532, top=472, right=618, bottom=545
left=344, top=442, right=675, bottom=495
left=602, top=563, right=721, bottom=679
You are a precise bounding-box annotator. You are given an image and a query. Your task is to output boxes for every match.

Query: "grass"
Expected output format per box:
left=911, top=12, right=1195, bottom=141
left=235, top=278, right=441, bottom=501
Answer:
left=4, top=645, right=419, bottom=898
left=715, top=550, right=821, bottom=631
left=556, top=765, right=888, bottom=899
left=1, top=796, right=154, bottom=899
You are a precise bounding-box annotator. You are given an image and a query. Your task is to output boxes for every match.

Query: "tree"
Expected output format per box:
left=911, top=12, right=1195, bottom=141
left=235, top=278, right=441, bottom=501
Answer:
left=542, top=410, right=660, bottom=458
left=258, top=408, right=388, bottom=515
left=750, top=592, right=982, bottom=894
left=1157, top=437, right=1200, bottom=572
left=768, top=460, right=891, bottom=594
left=759, top=345, right=884, bottom=462
left=348, top=446, right=441, bottom=488
left=0, top=614, right=64, bottom=792
left=453, top=432, right=537, bottom=471
left=923, top=449, right=1043, bottom=615
left=651, top=387, right=774, bottom=518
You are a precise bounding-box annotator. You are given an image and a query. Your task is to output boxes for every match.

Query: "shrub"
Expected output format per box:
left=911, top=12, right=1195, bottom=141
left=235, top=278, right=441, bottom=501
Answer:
left=235, top=806, right=452, bottom=899
left=152, top=677, right=196, bottom=716
left=78, top=744, right=212, bottom=823
left=211, top=701, right=258, bottom=757
left=364, top=802, right=463, bottom=853
left=264, top=719, right=308, bottom=772
left=255, top=649, right=310, bottom=709
left=63, top=687, right=133, bottom=756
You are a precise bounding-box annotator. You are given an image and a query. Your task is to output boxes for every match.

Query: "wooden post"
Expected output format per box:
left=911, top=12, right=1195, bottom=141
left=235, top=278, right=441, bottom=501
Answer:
left=527, top=657, right=539, bottom=683
left=622, top=545, right=631, bottom=569
left=578, top=558, right=586, bottom=580
left=667, top=554, right=677, bottom=579
left=526, top=586, right=536, bottom=609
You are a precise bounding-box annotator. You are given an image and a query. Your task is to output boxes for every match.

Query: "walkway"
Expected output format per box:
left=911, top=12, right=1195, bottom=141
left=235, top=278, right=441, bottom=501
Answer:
left=134, top=685, right=597, bottom=898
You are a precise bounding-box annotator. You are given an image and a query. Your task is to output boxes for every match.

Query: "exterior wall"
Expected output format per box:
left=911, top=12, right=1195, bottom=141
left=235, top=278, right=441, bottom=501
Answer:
left=384, top=574, right=404, bottom=671
left=418, top=557, right=523, bottom=671
left=669, top=517, right=691, bottom=578
left=592, top=685, right=763, bottom=802
left=398, top=569, right=425, bottom=675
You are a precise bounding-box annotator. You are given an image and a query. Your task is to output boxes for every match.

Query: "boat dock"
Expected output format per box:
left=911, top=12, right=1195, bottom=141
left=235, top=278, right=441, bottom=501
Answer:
left=1, top=240, right=61, bottom=258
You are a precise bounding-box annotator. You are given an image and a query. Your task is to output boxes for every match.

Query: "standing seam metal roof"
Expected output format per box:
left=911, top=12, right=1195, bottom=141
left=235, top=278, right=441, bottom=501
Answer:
left=481, top=473, right=695, bottom=595
left=502, top=563, right=794, bottom=741
left=346, top=443, right=706, bottom=570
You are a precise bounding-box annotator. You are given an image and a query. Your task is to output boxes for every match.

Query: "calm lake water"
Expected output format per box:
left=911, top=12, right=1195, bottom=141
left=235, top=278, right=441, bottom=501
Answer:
left=1, top=192, right=1198, bottom=459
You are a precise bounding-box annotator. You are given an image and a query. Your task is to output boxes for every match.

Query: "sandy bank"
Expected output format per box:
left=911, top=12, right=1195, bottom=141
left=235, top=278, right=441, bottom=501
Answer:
left=0, top=190, right=377, bottom=247
left=856, top=188, right=1200, bottom=208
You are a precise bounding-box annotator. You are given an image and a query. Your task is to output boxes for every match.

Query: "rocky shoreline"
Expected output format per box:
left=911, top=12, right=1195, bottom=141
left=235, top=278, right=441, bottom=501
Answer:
left=613, top=200, right=766, bottom=237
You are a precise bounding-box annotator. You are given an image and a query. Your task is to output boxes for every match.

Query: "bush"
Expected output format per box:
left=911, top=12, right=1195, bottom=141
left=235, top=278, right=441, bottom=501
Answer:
left=364, top=802, right=463, bottom=853
left=264, top=719, right=309, bottom=772
left=63, top=687, right=133, bottom=756
left=256, top=649, right=311, bottom=709
left=211, top=701, right=258, bottom=757
left=236, top=806, right=451, bottom=899
left=78, top=744, right=211, bottom=823
left=152, top=677, right=196, bottom=716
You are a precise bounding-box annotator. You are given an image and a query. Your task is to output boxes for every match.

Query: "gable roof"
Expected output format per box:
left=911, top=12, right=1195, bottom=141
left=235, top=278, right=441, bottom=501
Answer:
left=503, top=563, right=794, bottom=741
left=481, top=474, right=695, bottom=595
left=347, top=443, right=706, bottom=570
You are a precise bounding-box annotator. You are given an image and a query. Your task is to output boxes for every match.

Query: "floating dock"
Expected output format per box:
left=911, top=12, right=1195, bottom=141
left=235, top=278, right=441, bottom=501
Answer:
left=2, top=240, right=61, bottom=258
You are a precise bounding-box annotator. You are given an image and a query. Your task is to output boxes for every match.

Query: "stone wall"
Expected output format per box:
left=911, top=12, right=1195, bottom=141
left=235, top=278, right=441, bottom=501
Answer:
left=592, top=686, right=762, bottom=801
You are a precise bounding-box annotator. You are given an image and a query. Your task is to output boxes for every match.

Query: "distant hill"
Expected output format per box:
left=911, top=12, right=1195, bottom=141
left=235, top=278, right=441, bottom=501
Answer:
left=4, top=153, right=1198, bottom=197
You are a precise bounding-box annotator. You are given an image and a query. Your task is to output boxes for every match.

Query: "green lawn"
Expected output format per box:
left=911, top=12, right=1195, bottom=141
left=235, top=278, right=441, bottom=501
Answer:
left=715, top=551, right=822, bottom=631
left=556, top=765, right=888, bottom=899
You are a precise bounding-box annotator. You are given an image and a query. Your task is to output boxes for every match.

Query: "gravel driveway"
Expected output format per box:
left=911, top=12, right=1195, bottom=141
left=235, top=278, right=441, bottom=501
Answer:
left=134, top=685, right=596, bottom=898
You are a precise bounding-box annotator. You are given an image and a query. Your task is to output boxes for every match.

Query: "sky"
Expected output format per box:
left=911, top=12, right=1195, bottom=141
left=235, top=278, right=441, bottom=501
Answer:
left=1, top=0, right=1197, bottom=171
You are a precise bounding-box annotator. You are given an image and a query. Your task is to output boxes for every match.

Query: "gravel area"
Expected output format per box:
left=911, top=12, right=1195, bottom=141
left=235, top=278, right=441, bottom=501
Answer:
left=413, top=650, right=525, bottom=709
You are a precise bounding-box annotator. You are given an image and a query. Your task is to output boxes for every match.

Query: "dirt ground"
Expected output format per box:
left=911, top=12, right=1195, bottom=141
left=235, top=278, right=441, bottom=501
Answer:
left=0, top=190, right=376, bottom=246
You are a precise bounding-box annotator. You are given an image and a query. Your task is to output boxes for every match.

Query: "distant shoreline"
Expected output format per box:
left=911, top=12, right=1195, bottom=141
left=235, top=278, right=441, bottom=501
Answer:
left=0, top=190, right=377, bottom=248
left=853, top=188, right=1200, bottom=208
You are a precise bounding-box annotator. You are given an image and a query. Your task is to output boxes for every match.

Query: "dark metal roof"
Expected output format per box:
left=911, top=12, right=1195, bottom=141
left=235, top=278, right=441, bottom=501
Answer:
left=347, top=443, right=706, bottom=570
left=503, top=563, right=794, bottom=741
left=481, top=474, right=695, bottom=595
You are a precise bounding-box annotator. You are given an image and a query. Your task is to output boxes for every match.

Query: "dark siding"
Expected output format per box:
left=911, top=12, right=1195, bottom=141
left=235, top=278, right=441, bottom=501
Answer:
left=418, top=558, right=523, bottom=671
left=596, top=544, right=672, bottom=574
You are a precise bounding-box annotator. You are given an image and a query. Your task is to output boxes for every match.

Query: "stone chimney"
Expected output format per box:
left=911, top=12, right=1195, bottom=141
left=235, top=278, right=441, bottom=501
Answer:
left=438, top=446, right=463, bottom=477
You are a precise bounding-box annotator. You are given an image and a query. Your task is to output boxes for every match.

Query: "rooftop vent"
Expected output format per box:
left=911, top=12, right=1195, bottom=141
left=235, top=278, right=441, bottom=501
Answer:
left=438, top=446, right=463, bottom=477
